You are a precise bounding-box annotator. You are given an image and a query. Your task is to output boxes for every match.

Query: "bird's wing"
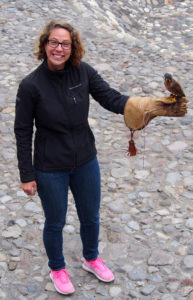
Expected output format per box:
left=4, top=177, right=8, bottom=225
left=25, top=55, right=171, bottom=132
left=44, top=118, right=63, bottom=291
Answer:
left=172, top=80, right=185, bottom=96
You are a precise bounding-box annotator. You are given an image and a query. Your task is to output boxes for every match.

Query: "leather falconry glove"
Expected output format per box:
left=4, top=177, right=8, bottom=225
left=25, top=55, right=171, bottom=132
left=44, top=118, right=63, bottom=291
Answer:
left=124, top=96, right=188, bottom=131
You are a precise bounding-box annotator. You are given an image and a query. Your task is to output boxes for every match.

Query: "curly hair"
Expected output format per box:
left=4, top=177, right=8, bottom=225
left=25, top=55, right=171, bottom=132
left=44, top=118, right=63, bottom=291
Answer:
left=34, top=21, right=85, bottom=67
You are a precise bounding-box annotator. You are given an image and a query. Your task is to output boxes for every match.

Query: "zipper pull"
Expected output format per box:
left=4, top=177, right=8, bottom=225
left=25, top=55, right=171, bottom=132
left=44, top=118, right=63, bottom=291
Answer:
left=73, top=96, right=77, bottom=104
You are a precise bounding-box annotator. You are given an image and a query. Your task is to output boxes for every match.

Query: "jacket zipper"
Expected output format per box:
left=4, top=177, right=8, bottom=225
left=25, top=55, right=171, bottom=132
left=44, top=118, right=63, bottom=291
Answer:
left=69, top=83, right=82, bottom=90
left=59, top=75, right=77, bottom=167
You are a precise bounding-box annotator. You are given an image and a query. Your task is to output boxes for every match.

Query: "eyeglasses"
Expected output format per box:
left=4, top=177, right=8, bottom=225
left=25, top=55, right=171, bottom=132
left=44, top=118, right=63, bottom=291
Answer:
left=47, top=39, right=72, bottom=50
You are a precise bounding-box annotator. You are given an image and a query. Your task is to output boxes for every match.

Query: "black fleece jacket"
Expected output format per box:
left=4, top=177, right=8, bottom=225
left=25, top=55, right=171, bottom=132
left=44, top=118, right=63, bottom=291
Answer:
left=14, top=60, right=128, bottom=182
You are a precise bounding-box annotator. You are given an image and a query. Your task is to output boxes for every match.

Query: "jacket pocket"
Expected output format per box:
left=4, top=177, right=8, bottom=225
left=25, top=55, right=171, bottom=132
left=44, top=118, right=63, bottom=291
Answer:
left=67, top=83, right=89, bottom=126
left=68, top=82, right=88, bottom=104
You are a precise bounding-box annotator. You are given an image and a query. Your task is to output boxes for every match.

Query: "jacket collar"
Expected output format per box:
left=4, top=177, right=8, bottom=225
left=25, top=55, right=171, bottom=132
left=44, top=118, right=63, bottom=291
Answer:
left=41, top=60, right=70, bottom=78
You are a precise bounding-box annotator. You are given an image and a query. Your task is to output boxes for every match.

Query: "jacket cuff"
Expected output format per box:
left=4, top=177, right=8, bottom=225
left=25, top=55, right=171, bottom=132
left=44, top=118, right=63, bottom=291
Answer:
left=20, top=170, right=35, bottom=183
left=121, top=96, right=130, bottom=114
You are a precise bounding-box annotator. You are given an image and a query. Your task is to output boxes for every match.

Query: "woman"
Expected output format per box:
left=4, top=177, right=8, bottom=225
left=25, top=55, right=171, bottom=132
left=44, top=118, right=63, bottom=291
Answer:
left=14, top=21, right=187, bottom=295
left=14, top=21, right=128, bottom=295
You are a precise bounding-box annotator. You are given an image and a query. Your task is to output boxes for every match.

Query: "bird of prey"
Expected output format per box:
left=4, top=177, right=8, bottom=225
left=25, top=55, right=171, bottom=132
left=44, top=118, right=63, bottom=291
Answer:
left=164, top=73, right=185, bottom=102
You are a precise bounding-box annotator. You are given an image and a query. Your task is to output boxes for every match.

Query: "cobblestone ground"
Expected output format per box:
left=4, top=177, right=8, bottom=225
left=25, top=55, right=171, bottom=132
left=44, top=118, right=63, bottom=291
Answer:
left=0, top=0, right=193, bottom=299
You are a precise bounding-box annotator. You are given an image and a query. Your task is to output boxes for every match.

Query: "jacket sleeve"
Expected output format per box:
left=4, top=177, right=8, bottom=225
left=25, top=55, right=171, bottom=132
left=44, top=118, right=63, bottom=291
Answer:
left=86, top=63, right=129, bottom=114
left=14, top=79, right=37, bottom=183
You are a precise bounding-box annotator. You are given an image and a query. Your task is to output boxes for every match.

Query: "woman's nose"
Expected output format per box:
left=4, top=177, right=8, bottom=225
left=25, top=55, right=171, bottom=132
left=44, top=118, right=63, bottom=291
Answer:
left=56, top=44, right=63, bottom=50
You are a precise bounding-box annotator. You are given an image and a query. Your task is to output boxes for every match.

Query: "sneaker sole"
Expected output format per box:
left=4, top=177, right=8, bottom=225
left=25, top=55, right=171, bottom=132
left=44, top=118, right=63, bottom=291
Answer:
left=50, top=273, right=75, bottom=295
left=82, top=263, right=114, bottom=282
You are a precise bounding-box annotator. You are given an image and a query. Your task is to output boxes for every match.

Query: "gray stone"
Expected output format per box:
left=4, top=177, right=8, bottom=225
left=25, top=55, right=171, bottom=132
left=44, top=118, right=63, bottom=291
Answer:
left=184, top=176, right=193, bottom=187
left=163, top=225, right=175, bottom=234
left=63, top=225, right=75, bottom=233
left=13, top=238, right=24, bottom=249
left=159, top=199, right=171, bottom=207
left=0, top=195, right=12, bottom=203
left=166, top=172, right=182, bottom=185
left=183, top=191, right=193, bottom=200
left=147, top=273, right=162, bottom=283
left=0, top=262, right=7, bottom=271
left=128, top=290, right=139, bottom=298
left=161, top=295, right=175, bottom=300
left=141, top=285, right=156, bottom=295
left=44, top=282, right=55, bottom=292
left=7, top=219, right=16, bottom=226
left=151, top=144, right=164, bottom=153
left=109, top=286, right=122, bottom=297
left=180, top=115, right=192, bottom=125
left=139, top=297, right=151, bottom=300
left=81, top=291, right=96, bottom=300
left=26, top=284, right=38, bottom=294
left=1, top=239, right=12, bottom=250
left=185, top=219, right=193, bottom=229
left=0, top=253, right=6, bottom=262
left=41, top=262, right=49, bottom=276
left=128, top=193, right=137, bottom=200
left=183, top=255, right=193, bottom=269
left=148, top=81, right=158, bottom=89
left=0, top=289, right=6, bottom=298
left=9, top=248, right=20, bottom=256
left=16, top=219, right=27, bottom=228
left=96, top=286, right=108, bottom=296
left=36, top=295, right=48, bottom=300
left=157, top=209, right=169, bottom=216
left=128, top=221, right=140, bottom=231
left=111, top=167, right=131, bottom=178
left=134, top=170, right=150, bottom=180
left=24, top=202, right=41, bottom=213
left=148, top=250, right=174, bottom=266
left=139, top=192, right=150, bottom=198
left=128, top=265, right=146, bottom=281
left=167, top=141, right=188, bottom=153
left=106, top=199, right=125, bottom=213
left=188, top=291, right=193, bottom=300
left=2, top=225, right=22, bottom=238
left=17, top=286, right=29, bottom=296
left=187, top=244, right=193, bottom=255
left=8, top=261, right=17, bottom=271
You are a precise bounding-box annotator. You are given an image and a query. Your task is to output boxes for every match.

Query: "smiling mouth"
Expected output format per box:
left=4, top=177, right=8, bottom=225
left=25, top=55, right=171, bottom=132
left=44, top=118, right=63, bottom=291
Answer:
left=53, top=54, right=64, bottom=59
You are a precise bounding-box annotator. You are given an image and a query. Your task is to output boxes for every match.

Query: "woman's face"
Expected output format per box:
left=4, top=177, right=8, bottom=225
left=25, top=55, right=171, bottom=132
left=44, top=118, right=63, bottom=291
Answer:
left=45, top=28, right=72, bottom=71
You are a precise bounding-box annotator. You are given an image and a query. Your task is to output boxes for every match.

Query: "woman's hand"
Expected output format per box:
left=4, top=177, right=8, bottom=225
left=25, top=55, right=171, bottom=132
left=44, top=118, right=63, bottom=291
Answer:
left=124, top=96, right=188, bottom=131
left=21, top=181, right=37, bottom=196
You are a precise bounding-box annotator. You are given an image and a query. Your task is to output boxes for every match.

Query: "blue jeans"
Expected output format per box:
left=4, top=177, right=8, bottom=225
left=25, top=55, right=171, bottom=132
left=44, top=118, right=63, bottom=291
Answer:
left=35, top=157, right=101, bottom=271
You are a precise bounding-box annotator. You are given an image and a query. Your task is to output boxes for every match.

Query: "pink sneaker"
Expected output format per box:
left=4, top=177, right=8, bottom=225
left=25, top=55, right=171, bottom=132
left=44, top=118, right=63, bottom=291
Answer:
left=82, top=257, right=115, bottom=282
left=50, top=269, right=75, bottom=295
